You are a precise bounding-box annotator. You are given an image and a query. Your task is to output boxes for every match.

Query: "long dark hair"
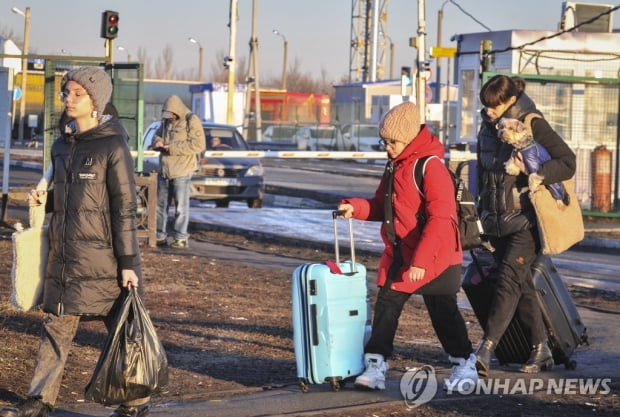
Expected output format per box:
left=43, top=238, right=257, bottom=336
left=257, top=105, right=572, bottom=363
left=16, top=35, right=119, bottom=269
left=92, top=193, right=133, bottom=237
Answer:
left=479, top=75, right=525, bottom=108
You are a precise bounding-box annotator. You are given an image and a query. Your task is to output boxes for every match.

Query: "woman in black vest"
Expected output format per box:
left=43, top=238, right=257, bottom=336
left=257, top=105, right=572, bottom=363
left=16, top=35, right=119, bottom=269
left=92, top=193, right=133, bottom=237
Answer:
left=474, top=75, right=576, bottom=376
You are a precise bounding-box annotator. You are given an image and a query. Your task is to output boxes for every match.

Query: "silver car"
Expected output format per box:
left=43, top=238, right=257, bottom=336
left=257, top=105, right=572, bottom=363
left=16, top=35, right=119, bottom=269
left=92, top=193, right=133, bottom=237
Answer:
left=142, top=121, right=265, bottom=208
left=293, top=125, right=355, bottom=151
left=341, top=123, right=382, bottom=152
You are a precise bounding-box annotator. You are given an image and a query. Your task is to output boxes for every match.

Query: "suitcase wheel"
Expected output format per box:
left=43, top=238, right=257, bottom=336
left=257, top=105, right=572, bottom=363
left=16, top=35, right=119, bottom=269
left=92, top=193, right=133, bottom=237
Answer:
left=564, top=359, right=577, bottom=370
left=298, top=378, right=309, bottom=393
left=328, top=377, right=343, bottom=392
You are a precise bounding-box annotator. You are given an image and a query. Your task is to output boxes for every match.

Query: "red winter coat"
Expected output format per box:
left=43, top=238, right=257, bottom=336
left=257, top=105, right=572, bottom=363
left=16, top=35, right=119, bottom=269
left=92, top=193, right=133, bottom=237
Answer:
left=341, top=125, right=462, bottom=294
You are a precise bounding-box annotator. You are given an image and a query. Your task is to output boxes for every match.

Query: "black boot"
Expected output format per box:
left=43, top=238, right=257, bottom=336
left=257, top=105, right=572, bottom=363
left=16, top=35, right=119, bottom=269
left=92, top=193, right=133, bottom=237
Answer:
left=520, top=342, right=553, bottom=373
left=474, top=338, right=495, bottom=377
left=0, top=397, right=52, bottom=417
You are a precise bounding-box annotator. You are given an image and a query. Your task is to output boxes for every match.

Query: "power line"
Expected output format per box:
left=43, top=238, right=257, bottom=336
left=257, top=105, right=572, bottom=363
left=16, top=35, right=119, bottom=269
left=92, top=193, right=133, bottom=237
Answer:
left=449, top=0, right=492, bottom=32
left=459, top=5, right=620, bottom=57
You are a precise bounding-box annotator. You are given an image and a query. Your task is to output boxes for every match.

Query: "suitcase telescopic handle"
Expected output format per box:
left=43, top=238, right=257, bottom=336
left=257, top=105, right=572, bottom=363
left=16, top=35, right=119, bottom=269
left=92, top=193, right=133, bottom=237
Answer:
left=332, top=210, right=356, bottom=273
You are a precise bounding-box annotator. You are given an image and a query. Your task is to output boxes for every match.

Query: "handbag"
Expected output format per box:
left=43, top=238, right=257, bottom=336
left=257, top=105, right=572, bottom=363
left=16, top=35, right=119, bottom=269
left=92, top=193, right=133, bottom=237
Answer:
left=85, top=288, right=169, bottom=405
left=10, top=166, right=53, bottom=311
left=529, top=177, right=584, bottom=255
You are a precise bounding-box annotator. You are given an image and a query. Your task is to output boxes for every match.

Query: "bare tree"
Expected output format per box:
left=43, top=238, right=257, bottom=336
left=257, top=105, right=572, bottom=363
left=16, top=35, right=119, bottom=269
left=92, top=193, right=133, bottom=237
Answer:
left=128, top=44, right=342, bottom=98
left=137, top=47, right=150, bottom=77
left=0, top=26, right=19, bottom=47
left=153, top=45, right=175, bottom=80
left=236, top=55, right=248, bottom=84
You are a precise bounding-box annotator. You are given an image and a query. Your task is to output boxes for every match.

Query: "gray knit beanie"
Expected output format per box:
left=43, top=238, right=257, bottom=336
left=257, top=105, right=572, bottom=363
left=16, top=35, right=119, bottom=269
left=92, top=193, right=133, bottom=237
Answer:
left=61, top=67, right=112, bottom=117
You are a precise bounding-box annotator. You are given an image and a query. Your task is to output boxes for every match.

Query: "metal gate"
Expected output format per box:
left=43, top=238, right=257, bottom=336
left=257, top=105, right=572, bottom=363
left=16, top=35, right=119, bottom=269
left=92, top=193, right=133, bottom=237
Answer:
left=482, top=72, right=620, bottom=214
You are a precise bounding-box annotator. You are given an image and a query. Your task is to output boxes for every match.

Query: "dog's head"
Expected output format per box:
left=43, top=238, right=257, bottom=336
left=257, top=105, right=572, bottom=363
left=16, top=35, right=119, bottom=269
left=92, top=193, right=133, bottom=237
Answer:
left=497, top=117, right=532, bottom=149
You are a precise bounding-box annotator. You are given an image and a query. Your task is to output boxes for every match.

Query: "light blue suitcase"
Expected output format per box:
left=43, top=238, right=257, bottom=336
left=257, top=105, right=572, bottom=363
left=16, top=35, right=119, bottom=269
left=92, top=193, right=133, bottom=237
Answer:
left=292, top=211, right=371, bottom=392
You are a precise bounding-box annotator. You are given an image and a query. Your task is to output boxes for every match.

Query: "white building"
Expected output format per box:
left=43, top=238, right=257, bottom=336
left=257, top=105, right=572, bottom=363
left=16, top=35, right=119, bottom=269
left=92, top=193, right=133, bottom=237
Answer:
left=452, top=28, right=620, bottom=211
left=0, top=38, right=22, bottom=75
left=453, top=29, right=620, bottom=145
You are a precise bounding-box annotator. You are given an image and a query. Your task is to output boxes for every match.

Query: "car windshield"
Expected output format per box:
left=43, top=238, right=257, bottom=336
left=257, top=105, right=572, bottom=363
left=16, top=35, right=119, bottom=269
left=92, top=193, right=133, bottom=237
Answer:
left=311, top=128, right=337, bottom=139
left=266, top=126, right=297, bottom=142
left=205, top=127, right=248, bottom=150
left=344, top=125, right=378, bottom=137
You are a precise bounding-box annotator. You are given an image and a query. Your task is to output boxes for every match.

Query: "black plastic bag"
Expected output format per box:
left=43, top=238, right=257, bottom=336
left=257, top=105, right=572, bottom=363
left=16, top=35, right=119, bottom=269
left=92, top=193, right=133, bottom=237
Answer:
left=85, top=288, right=169, bottom=405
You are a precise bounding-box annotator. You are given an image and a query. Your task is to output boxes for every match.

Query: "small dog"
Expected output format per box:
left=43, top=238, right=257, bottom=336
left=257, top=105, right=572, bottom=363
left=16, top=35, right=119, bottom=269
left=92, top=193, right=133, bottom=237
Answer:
left=497, top=117, right=569, bottom=206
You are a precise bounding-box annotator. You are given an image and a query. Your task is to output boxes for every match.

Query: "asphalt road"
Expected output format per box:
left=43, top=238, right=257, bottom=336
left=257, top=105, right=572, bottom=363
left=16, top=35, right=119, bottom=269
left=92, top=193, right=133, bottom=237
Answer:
left=2, top=154, right=619, bottom=417
left=3, top=158, right=620, bottom=290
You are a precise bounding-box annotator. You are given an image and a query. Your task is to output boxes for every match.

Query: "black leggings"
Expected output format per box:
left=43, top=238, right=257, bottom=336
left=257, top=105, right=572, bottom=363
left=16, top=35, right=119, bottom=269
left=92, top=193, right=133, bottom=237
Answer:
left=364, top=269, right=473, bottom=359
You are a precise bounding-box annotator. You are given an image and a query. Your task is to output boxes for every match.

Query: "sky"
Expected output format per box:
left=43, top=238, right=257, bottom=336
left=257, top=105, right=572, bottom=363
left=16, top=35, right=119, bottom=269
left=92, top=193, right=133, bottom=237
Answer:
left=4, top=0, right=619, bottom=84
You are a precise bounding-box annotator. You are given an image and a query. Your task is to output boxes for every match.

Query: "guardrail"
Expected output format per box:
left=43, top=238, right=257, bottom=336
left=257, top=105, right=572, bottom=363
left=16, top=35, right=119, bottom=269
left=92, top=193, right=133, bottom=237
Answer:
left=135, top=149, right=477, bottom=160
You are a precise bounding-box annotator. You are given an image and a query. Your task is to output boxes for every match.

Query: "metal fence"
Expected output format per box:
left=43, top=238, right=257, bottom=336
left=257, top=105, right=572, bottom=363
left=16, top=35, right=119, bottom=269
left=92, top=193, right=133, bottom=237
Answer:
left=482, top=72, right=620, bottom=215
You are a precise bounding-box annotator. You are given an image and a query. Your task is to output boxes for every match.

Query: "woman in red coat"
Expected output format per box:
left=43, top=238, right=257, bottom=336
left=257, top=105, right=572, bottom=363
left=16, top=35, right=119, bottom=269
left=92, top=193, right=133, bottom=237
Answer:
left=338, top=101, right=477, bottom=393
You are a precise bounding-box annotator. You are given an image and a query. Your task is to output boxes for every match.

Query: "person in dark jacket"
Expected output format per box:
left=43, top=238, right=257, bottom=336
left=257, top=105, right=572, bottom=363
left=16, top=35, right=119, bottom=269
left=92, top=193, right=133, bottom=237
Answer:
left=338, top=101, right=478, bottom=392
left=153, top=95, right=205, bottom=249
left=474, top=75, right=576, bottom=377
left=0, top=67, right=149, bottom=417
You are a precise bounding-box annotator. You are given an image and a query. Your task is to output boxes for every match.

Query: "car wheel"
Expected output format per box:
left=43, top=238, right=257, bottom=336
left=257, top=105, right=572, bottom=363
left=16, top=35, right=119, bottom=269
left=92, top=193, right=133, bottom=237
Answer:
left=247, top=198, right=263, bottom=208
left=215, top=199, right=230, bottom=208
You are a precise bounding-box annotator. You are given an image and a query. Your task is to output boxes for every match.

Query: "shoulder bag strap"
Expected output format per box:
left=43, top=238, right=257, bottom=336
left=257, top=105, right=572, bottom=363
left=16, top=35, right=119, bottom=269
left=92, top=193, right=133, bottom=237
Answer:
left=413, top=155, right=439, bottom=198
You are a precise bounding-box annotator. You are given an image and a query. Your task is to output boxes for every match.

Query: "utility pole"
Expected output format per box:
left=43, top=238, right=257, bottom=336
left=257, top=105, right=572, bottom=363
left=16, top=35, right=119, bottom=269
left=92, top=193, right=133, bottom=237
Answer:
left=362, top=0, right=371, bottom=82
left=226, top=0, right=238, bottom=125
left=12, top=6, right=30, bottom=143
left=416, top=0, right=427, bottom=122
left=436, top=1, right=447, bottom=104
left=369, top=0, right=380, bottom=82
left=244, top=0, right=262, bottom=142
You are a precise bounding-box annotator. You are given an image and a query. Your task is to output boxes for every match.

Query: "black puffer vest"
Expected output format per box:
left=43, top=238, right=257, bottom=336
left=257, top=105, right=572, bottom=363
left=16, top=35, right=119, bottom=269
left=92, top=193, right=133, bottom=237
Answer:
left=477, top=93, right=540, bottom=237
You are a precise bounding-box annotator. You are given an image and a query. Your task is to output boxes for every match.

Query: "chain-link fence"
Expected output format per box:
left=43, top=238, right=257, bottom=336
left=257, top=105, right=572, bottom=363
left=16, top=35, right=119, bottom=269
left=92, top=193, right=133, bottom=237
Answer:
left=483, top=72, right=620, bottom=214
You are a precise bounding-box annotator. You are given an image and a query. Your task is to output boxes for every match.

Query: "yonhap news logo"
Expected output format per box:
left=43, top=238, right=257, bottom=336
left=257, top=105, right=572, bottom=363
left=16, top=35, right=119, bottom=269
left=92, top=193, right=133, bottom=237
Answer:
left=445, top=377, right=612, bottom=396
left=400, top=365, right=612, bottom=409
left=399, top=366, right=438, bottom=409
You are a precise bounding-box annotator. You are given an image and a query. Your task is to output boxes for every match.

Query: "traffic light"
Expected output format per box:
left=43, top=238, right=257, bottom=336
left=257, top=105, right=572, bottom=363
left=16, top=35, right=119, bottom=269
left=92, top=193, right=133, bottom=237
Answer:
left=401, top=66, right=412, bottom=84
left=100, top=10, right=119, bottom=40
left=400, top=66, right=412, bottom=96
left=401, top=66, right=411, bottom=78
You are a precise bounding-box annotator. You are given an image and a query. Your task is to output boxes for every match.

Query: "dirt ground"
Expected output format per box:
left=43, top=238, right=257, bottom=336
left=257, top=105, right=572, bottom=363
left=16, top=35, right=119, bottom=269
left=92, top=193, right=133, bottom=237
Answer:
left=1, top=224, right=619, bottom=416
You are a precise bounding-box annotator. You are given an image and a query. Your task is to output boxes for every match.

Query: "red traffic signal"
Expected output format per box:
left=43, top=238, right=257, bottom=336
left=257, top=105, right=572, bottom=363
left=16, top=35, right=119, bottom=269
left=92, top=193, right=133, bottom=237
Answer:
left=100, top=10, right=119, bottom=40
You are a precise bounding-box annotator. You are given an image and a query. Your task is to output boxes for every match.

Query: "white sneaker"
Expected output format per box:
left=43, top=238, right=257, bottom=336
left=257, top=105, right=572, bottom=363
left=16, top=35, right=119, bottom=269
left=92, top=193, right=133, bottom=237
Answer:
left=443, top=353, right=479, bottom=393
left=354, top=353, right=389, bottom=390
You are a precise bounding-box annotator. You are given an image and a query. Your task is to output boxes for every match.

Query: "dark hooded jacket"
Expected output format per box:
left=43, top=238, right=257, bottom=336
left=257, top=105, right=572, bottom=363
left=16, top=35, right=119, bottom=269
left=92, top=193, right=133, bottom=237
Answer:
left=154, top=95, right=206, bottom=179
left=43, top=117, right=141, bottom=316
left=477, top=92, right=576, bottom=237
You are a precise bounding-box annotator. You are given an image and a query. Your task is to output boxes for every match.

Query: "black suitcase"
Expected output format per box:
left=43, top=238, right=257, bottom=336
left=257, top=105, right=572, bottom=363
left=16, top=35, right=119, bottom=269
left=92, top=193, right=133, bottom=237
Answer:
left=462, top=251, right=588, bottom=369
left=530, top=254, right=589, bottom=369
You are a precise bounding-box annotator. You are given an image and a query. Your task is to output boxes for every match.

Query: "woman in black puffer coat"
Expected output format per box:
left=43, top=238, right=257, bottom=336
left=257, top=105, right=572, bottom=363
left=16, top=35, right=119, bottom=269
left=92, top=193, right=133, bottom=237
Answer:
left=0, top=67, right=150, bottom=417
left=44, top=114, right=140, bottom=316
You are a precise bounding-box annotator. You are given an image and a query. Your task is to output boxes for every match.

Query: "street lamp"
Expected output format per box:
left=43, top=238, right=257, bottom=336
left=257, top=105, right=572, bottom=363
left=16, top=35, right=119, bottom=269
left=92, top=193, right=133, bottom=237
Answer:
left=11, top=6, right=30, bottom=143
left=272, top=29, right=288, bottom=90
left=117, top=45, right=132, bottom=62
left=188, top=37, right=204, bottom=82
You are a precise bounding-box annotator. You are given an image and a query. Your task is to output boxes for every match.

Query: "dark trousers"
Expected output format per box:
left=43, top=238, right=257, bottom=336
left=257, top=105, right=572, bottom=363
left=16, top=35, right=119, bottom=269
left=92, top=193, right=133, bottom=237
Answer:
left=485, top=227, right=546, bottom=346
left=364, top=285, right=473, bottom=360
